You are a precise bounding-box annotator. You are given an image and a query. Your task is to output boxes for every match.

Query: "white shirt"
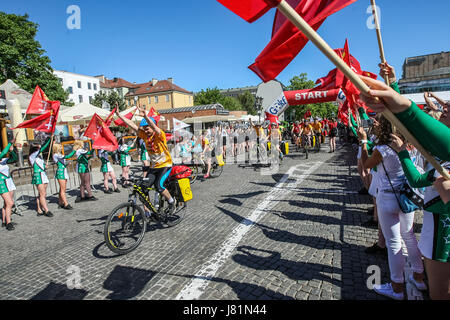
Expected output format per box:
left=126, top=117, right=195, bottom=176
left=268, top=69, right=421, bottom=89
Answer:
left=375, top=145, right=405, bottom=190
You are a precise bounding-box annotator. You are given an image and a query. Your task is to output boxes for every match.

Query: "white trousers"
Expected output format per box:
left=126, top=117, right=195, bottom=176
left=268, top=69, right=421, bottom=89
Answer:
left=376, top=191, right=424, bottom=283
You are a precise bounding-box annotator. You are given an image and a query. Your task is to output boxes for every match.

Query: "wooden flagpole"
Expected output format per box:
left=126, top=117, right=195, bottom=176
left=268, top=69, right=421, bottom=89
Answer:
left=46, top=134, right=54, bottom=167
left=370, top=0, right=389, bottom=84
left=276, top=0, right=450, bottom=180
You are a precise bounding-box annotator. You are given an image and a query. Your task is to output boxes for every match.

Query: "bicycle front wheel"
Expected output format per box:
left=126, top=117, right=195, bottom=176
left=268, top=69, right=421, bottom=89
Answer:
left=188, top=165, right=198, bottom=184
left=104, top=202, right=147, bottom=255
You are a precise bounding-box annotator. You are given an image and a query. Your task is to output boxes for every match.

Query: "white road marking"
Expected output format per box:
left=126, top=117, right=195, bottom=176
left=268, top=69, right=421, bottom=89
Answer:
left=175, top=162, right=323, bottom=300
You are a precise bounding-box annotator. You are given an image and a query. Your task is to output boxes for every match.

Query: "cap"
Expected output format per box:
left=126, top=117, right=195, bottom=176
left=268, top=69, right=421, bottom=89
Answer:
left=140, top=117, right=156, bottom=127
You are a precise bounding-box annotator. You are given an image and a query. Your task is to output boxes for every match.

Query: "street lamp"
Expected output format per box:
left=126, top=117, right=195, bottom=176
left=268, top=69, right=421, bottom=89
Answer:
left=255, top=96, right=263, bottom=124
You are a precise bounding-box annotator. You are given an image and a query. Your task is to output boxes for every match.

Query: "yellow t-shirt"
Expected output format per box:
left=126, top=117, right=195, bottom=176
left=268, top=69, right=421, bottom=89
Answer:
left=302, top=125, right=313, bottom=135
left=138, top=129, right=172, bottom=168
left=312, top=122, right=322, bottom=133
left=253, top=126, right=264, bottom=138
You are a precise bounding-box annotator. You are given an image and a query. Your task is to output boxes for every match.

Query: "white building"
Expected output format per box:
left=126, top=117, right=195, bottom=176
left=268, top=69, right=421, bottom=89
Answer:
left=53, top=70, right=100, bottom=105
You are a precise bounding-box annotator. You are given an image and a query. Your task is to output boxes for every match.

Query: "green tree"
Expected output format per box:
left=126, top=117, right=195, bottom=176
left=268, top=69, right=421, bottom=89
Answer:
left=91, top=90, right=126, bottom=112
left=284, top=73, right=337, bottom=121
left=0, top=12, right=69, bottom=103
left=237, top=90, right=256, bottom=115
left=194, top=87, right=244, bottom=112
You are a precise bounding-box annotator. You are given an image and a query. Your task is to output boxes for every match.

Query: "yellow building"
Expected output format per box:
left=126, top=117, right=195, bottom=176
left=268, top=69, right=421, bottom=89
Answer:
left=125, top=78, right=194, bottom=111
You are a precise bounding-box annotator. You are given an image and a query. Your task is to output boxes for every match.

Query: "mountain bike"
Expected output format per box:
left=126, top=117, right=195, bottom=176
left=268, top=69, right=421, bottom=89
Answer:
left=313, top=133, right=321, bottom=153
left=301, top=134, right=311, bottom=159
left=186, top=153, right=224, bottom=183
left=104, top=175, right=190, bottom=255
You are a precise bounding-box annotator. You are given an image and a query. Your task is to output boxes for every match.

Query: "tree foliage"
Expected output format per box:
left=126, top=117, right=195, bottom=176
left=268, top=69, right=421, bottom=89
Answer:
left=237, top=90, right=257, bottom=115
left=91, top=90, right=126, bottom=112
left=0, top=12, right=69, bottom=103
left=194, top=87, right=245, bottom=112
left=284, top=73, right=337, bottom=121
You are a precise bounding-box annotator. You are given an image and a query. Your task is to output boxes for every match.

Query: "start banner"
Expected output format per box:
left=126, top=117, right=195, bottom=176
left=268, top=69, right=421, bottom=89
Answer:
left=284, top=88, right=342, bottom=106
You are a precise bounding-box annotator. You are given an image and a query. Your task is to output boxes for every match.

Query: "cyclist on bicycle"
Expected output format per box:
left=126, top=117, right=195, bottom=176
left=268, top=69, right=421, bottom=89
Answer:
left=268, top=122, right=283, bottom=160
left=115, top=107, right=176, bottom=215
left=291, top=121, right=301, bottom=150
left=249, top=118, right=266, bottom=162
left=312, top=118, right=323, bottom=147
left=300, top=120, right=314, bottom=148
left=201, top=130, right=212, bottom=179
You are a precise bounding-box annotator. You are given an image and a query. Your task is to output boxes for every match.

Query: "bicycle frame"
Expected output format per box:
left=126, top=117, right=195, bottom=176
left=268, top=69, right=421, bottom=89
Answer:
left=130, top=183, right=159, bottom=215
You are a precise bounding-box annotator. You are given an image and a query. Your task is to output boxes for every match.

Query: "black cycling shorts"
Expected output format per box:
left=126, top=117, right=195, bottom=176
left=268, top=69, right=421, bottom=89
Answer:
left=143, top=167, right=172, bottom=193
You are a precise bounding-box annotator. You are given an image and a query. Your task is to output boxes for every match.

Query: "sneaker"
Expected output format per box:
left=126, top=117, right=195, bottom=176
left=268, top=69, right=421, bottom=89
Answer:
left=87, top=196, right=98, bottom=201
left=104, top=189, right=113, bottom=194
left=165, top=202, right=176, bottom=216
left=43, top=211, right=54, bottom=218
left=75, top=197, right=84, bottom=203
left=408, top=274, right=427, bottom=291
left=114, top=188, right=121, bottom=193
left=373, top=283, right=404, bottom=300
left=204, top=174, right=210, bottom=179
left=62, top=204, right=73, bottom=210
left=5, top=223, right=15, bottom=231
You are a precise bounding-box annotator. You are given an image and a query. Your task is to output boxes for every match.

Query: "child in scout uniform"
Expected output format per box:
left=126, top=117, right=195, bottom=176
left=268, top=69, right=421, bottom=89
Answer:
left=99, top=149, right=120, bottom=194
left=29, top=138, right=53, bottom=217
left=118, top=139, right=133, bottom=186
left=52, top=143, right=75, bottom=210
left=74, top=141, right=97, bottom=203
left=1, top=141, right=18, bottom=230
left=139, top=138, right=150, bottom=177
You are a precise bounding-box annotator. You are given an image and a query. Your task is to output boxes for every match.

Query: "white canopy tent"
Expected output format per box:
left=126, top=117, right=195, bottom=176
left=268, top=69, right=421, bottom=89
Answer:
left=58, top=102, right=110, bottom=124
left=183, top=115, right=238, bottom=124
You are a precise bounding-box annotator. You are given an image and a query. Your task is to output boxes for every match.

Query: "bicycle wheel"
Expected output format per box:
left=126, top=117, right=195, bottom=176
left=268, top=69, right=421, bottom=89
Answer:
left=159, top=188, right=188, bottom=227
left=104, top=202, right=147, bottom=255
left=210, top=162, right=223, bottom=178
left=187, top=165, right=198, bottom=184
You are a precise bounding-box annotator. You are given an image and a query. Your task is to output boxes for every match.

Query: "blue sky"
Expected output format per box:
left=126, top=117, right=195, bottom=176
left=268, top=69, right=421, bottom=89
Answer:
left=2, top=0, right=449, bottom=92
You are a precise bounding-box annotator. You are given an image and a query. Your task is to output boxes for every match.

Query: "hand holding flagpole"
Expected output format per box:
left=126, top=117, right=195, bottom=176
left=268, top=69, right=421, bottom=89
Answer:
left=274, top=0, right=450, bottom=180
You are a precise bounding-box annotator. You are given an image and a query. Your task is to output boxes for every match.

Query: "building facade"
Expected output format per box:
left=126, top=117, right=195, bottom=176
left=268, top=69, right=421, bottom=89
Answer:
left=53, top=70, right=101, bottom=105
left=219, top=85, right=258, bottom=98
left=96, top=76, right=136, bottom=99
left=125, top=78, right=194, bottom=111
left=399, top=51, right=450, bottom=104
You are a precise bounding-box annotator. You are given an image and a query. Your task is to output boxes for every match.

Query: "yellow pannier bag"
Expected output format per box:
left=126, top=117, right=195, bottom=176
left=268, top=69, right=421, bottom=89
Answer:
left=267, top=142, right=271, bottom=151
left=177, top=178, right=193, bottom=202
left=216, top=154, right=225, bottom=167
left=282, top=141, right=289, bottom=155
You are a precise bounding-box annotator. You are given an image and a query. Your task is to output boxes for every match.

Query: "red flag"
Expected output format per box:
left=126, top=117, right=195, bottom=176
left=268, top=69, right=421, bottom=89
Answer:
left=337, top=101, right=349, bottom=126
left=265, top=112, right=279, bottom=124
left=248, top=0, right=357, bottom=82
left=14, top=101, right=60, bottom=134
left=114, top=110, right=135, bottom=127
left=105, top=107, right=117, bottom=126
left=26, top=85, right=51, bottom=114
left=217, top=0, right=281, bottom=23
left=148, top=107, right=161, bottom=123
left=84, top=114, right=118, bottom=152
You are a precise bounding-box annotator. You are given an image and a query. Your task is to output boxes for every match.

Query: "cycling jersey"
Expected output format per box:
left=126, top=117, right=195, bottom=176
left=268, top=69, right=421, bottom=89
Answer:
left=138, top=129, right=173, bottom=169
left=312, top=122, right=322, bottom=133
left=302, top=125, right=313, bottom=135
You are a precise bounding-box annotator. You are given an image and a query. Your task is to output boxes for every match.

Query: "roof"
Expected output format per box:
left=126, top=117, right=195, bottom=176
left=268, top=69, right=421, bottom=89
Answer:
left=125, top=80, right=192, bottom=97
left=156, top=104, right=229, bottom=115
left=100, top=77, right=136, bottom=89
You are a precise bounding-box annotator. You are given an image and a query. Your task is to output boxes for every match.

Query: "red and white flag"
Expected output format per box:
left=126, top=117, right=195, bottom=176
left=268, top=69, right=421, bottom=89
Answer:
left=104, top=107, right=117, bottom=126
left=114, top=109, right=135, bottom=127
left=84, top=114, right=118, bottom=152
left=26, top=85, right=51, bottom=114
left=14, top=101, right=60, bottom=134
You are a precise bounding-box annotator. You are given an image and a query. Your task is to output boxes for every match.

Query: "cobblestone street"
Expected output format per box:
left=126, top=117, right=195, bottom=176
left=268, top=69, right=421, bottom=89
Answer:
left=0, top=143, right=421, bottom=300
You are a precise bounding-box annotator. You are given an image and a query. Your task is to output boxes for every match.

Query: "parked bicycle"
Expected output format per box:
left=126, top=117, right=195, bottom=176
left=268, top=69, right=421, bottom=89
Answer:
left=186, top=153, right=224, bottom=184
left=104, top=171, right=192, bottom=255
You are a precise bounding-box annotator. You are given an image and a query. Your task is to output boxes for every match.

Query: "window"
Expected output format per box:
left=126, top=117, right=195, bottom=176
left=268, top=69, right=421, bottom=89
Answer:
left=88, top=82, right=92, bottom=90
left=79, top=95, right=83, bottom=103
left=148, top=97, right=152, bottom=104
left=93, top=83, right=97, bottom=91
left=155, top=96, right=159, bottom=103
left=77, top=81, right=82, bottom=89
left=89, top=96, right=93, bottom=104
left=165, top=95, right=170, bottom=102
left=68, top=87, right=73, bottom=94
left=58, top=78, right=63, bottom=85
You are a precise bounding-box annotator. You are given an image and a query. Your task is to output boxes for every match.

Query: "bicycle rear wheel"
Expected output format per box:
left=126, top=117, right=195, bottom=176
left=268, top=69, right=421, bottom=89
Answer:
left=210, top=162, right=223, bottom=178
left=104, top=202, right=147, bottom=255
left=159, top=189, right=188, bottom=227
